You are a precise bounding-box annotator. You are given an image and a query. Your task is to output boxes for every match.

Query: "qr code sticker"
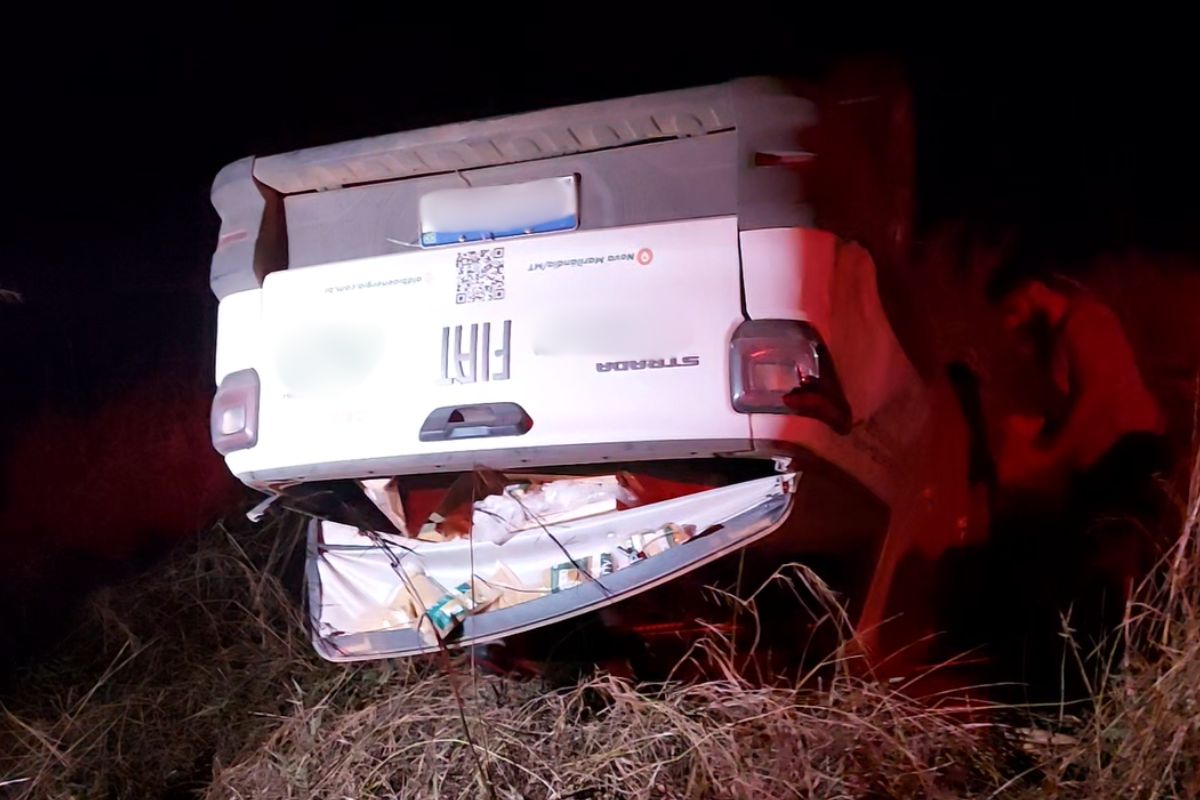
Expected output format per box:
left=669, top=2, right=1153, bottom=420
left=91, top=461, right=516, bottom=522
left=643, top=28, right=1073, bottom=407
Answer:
left=455, top=247, right=505, bottom=304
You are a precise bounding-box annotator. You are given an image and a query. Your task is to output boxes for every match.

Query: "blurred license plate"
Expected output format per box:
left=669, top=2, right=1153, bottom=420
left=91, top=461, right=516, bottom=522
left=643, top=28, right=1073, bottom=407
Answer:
left=419, top=175, right=578, bottom=247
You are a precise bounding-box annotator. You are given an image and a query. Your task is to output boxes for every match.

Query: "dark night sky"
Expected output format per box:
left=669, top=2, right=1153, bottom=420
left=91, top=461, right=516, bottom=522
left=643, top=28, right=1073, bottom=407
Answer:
left=2, top=27, right=1197, bottom=420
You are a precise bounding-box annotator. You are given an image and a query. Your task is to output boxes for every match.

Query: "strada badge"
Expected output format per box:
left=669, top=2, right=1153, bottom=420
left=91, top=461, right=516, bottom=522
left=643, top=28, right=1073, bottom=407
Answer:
left=595, top=356, right=700, bottom=373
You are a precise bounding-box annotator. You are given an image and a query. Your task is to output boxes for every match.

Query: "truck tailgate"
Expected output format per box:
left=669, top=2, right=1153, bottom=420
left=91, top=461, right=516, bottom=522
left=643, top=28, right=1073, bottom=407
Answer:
left=229, top=216, right=750, bottom=480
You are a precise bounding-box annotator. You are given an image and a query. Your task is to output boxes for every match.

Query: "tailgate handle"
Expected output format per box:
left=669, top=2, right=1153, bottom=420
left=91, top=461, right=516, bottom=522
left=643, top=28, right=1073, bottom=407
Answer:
left=419, top=402, right=533, bottom=442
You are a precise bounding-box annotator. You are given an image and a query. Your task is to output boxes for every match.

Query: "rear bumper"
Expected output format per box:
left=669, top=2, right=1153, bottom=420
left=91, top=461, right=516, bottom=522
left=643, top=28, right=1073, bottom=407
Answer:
left=210, top=78, right=819, bottom=300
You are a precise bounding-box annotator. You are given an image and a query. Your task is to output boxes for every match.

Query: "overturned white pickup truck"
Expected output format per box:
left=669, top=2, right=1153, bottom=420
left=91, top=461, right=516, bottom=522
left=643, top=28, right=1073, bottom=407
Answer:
left=209, top=74, right=977, bottom=666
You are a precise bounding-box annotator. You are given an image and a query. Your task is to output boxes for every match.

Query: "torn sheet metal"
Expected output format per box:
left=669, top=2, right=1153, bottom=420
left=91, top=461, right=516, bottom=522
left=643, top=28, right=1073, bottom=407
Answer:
left=307, top=472, right=797, bottom=661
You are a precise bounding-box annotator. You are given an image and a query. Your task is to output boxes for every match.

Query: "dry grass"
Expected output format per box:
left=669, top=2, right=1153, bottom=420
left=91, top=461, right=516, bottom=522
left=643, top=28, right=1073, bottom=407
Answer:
left=1, top=451, right=1197, bottom=799
left=1027, top=444, right=1200, bottom=799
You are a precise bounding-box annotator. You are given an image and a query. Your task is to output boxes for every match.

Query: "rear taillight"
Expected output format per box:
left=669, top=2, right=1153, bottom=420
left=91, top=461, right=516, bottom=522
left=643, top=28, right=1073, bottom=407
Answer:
left=730, top=319, right=852, bottom=434
left=211, top=368, right=260, bottom=454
